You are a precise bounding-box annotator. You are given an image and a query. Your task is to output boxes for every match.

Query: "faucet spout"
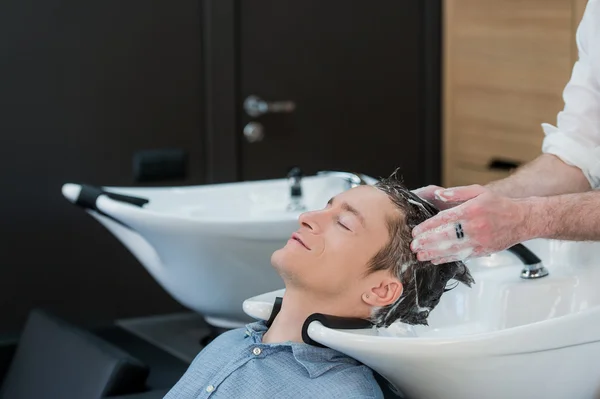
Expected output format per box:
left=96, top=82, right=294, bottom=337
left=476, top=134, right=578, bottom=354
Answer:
left=287, top=167, right=306, bottom=211
left=507, top=244, right=549, bottom=279
left=316, top=170, right=368, bottom=189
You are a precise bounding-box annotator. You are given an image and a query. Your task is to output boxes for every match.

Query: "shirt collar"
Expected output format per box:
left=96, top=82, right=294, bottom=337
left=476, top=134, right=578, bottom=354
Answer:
left=244, top=321, right=361, bottom=378
left=245, top=321, right=268, bottom=337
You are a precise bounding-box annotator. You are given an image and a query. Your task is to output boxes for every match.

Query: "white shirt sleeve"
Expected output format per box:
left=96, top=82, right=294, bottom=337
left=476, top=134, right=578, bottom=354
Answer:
left=541, top=0, right=600, bottom=189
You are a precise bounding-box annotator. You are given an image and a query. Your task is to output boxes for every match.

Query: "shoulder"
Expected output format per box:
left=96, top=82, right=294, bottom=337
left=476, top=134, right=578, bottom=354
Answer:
left=197, top=322, right=267, bottom=354
left=190, top=327, right=247, bottom=360
left=319, top=364, right=384, bottom=399
left=290, top=345, right=383, bottom=398
left=208, top=326, right=248, bottom=345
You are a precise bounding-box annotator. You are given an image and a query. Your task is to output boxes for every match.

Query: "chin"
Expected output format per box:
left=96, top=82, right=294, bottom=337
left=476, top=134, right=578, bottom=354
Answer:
left=270, top=247, right=290, bottom=271
left=270, top=247, right=297, bottom=282
left=270, top=248, right=283, bottom=268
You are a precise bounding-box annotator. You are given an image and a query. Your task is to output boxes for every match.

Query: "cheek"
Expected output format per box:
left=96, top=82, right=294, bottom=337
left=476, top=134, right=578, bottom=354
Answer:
left=320, top=237, right=372, bottom=280
left=327, top=235, right=373, bottom=267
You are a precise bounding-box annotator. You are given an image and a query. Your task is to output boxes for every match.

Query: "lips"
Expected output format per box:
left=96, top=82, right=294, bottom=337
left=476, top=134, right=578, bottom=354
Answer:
left=291, top=232, right=310, bottom=250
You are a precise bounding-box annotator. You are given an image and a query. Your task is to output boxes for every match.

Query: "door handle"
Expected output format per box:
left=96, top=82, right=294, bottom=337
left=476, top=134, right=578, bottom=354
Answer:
left=244, top=95, right=296, bottom=117
left=487, top=158, right=521, bottom=171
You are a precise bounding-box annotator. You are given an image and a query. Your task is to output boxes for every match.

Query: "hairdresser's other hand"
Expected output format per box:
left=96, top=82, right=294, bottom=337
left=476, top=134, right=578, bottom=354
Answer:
left=412, top=184, right=486, bottom=211
left=410, top=185, right=532, bottom=264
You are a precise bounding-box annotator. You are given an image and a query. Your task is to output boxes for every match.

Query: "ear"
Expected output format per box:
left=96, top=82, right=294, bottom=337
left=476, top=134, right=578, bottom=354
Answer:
left=362, top=276, right=403, bottom=307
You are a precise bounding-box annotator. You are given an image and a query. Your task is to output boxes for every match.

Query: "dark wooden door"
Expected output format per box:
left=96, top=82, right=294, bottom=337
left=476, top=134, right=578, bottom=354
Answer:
left=236, top=0, right=440, bottom=188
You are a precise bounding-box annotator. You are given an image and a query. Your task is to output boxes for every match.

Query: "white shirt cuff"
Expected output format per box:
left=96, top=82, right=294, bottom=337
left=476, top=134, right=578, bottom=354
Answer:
left=541, top=123, right=600, bottom=189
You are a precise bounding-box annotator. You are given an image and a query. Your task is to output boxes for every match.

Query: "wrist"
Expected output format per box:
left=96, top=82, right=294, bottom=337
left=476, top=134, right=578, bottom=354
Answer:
left=486, top=177, right=521, bottom=199
left=518, top=196, right=552, bottom=240
left=485, top=179, right=509, bottom=197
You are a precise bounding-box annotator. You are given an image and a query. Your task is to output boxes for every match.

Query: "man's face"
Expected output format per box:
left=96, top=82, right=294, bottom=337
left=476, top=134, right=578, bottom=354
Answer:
left=271, top=185, right=400, bottom=299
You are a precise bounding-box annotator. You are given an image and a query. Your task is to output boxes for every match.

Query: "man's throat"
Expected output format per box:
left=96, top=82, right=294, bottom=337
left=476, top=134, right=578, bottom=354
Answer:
left=261, top=291, right=322, bottom=344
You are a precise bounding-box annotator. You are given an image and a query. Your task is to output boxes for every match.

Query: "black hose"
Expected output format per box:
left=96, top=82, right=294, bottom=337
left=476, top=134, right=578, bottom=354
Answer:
left=506, top=243, right=541, bottom=265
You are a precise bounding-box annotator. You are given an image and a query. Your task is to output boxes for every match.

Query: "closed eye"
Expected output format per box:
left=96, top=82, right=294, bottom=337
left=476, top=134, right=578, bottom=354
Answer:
left=337, top=219, right=351, bottom=231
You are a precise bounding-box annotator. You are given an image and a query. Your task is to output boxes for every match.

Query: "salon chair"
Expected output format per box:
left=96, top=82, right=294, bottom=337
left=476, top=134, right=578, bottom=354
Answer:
left=0, top=308, right=166, bottom=399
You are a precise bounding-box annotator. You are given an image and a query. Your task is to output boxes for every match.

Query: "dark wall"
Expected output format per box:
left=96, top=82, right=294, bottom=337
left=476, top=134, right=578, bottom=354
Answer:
left=0, top=1, right=204, bottom=333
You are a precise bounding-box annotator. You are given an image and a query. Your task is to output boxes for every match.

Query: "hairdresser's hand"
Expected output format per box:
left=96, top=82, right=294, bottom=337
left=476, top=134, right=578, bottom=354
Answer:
left=412, top=185, right=487, bottom=211
left=410, top=185, right=532, bottom=264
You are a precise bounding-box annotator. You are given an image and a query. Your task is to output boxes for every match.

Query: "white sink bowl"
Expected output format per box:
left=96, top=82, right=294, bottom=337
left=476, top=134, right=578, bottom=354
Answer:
left=243, top=239, right=600, bottom=399
left=62, top=174, right=375, bottom=328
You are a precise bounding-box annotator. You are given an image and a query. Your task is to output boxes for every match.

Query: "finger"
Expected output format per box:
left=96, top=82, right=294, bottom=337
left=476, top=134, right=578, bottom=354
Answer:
left=431, top=255, right=469, bottom=265
left=431, top=256, right=461, bottom=265
left=417, top=242, right=474, bottom=263
left=411, top=208, right=463, bottom=238
left=435, top=185, right=486, bottom=203
left=412, top=185, right=444, bottom=201
left=435, top=246, right=476, bottom=264
left=413, top=186, right=459, bottom=211
left=411, top=222, right=465, bottom=251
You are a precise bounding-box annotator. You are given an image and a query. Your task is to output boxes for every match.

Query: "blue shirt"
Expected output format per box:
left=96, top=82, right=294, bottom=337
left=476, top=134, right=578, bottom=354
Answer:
left=164, top=321, right=383, bottom=399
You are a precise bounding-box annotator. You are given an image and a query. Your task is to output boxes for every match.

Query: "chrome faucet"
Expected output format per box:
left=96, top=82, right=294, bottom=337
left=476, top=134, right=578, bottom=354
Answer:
left=287, top=167, right=306, bottom=211
left=507, top=244, right=549, bottom=279
left=316, top=170, right=368, bottom=189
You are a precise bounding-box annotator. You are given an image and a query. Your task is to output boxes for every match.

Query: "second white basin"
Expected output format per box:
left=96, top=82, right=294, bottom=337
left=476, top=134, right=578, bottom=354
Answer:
left=243, top=239, right=600, bottom=399
left=62, top=173, right=372, bottom=328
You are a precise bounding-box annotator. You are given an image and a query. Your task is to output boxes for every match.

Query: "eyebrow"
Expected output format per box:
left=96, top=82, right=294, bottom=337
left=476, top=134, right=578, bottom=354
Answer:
left=328, top=197, right=367, bottom=228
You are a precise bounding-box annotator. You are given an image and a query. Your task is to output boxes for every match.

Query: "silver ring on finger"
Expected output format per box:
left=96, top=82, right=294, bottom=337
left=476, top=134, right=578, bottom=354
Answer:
left=455, top=223, right=465, bottom=240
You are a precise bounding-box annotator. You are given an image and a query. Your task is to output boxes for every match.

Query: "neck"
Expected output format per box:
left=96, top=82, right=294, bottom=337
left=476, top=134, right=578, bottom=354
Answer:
left=261, top=288, right=366, bottom=344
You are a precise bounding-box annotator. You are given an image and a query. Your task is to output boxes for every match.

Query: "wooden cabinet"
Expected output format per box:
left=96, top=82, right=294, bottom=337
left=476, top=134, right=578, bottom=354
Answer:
left=443, top=0, right=588, bottom=187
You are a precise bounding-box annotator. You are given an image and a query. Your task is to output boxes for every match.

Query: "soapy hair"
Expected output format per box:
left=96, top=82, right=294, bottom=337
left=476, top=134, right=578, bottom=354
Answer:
left=367, top=172, right=474, bottom=327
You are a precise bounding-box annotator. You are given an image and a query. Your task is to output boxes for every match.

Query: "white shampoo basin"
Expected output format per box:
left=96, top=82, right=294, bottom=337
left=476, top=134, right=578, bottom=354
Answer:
left=243, top=239, right=600, bottom=399
left=62, top=173, right=376, bottom=328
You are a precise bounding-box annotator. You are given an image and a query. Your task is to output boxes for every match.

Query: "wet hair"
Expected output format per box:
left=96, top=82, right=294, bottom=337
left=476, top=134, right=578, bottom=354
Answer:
left=367, top=172, right=474, bottom=328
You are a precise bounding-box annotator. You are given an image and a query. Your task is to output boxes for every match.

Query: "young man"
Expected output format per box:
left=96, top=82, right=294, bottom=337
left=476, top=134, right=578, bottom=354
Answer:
left=165, top=175, right=473, bottom=399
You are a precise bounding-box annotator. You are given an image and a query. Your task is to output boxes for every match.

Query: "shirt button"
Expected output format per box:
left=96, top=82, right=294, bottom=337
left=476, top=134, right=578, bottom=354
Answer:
left=206, top=385, right=215, bottom=393
left=252, top=347, right=262, bottom=356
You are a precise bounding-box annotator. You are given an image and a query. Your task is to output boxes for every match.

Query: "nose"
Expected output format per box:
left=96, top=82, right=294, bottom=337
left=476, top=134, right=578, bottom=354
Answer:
left=298, top=210, right=321, bottom=233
